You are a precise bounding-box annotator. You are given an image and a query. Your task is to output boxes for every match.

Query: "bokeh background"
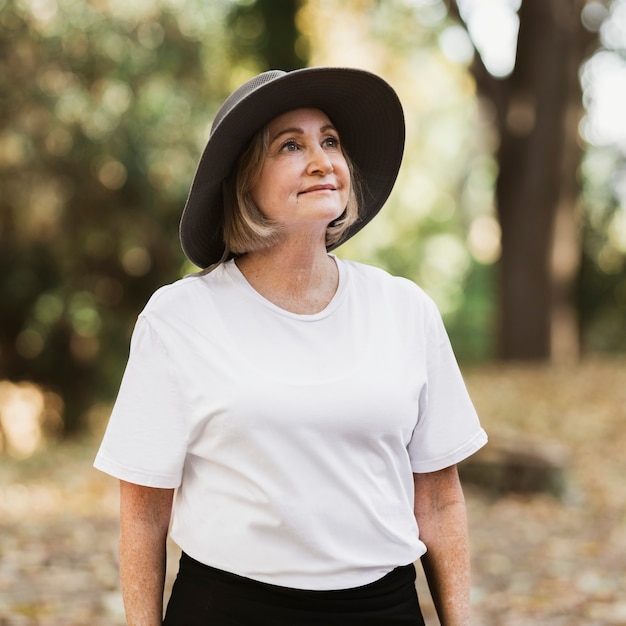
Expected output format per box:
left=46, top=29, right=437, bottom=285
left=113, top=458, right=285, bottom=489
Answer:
left=1, top=0, right=625, bottom=624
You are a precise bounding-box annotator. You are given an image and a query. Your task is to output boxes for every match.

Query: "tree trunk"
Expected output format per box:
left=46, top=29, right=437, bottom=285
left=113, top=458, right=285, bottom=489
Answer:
left=496, top=0, right=584, bottom=359
left=451, top=0, right=597, bottom=361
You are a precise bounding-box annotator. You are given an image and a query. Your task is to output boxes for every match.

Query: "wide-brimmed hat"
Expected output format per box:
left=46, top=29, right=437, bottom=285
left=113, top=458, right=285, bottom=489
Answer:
left=180, top=66, right=405, bottom=268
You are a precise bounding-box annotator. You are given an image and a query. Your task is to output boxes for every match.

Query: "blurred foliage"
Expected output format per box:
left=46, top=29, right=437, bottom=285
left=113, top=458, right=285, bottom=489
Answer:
left=0, top=0, right=311, bottom=434
left=0, top=0, right=235, bottom=431
left=578, top=146, right=626, bottom=352
left=1, top=0, right=626, bottom=437
left=229, top=0, right=308, bottom=71
left=576, top=0, right=626, bottom=352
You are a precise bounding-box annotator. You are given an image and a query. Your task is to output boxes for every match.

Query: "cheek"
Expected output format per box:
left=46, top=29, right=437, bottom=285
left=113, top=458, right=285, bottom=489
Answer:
left=337, top=161, right=352, bottom=198
left=249, top=168, right=273, bottom=208
left=250, top=169, right=294, bottom=215
left=335, top=154, right=350, bottom=180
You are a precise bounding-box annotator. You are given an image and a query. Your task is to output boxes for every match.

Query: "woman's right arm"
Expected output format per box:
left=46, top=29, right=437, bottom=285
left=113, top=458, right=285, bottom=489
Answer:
left=119, top=480, right=175, bottom=626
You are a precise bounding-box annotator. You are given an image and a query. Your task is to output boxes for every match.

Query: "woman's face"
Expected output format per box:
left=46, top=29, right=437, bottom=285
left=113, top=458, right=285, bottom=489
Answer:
left=250, top=108, right=351, bottom=239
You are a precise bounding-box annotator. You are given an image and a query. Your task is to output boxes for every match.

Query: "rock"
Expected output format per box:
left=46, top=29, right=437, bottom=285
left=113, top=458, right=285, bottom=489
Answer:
left=459, top=434, right=570, bottom=497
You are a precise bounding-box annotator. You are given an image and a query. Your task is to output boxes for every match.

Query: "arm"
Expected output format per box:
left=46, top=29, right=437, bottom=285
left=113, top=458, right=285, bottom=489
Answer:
left=413, top=465, right=471, bottom=626
left=119, top=480, right=175, bottom=626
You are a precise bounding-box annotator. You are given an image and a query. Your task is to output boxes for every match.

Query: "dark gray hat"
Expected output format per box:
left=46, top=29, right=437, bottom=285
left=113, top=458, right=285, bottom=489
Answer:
left=180, top=66, right=405, bottom=268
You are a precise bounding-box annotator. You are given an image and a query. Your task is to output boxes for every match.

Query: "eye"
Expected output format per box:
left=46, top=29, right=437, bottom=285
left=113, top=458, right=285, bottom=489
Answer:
left=323, top=136, right=340, bottom=148
left=280, top=139, right=299, bottom=152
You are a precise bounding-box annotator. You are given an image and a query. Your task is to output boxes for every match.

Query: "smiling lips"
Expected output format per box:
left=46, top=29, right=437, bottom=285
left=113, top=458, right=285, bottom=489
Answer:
left=299, top=184, right=336, bottom=194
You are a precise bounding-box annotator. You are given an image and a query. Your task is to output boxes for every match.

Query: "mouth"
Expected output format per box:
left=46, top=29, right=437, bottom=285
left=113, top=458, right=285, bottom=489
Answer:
left=299, top=184, right=336, bottom=194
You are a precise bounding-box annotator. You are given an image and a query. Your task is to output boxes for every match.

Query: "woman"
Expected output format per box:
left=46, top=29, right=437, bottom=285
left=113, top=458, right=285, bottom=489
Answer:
left=95, top=67, right=487, bottom=626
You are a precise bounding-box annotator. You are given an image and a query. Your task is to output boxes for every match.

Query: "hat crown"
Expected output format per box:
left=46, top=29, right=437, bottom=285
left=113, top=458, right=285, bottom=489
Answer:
left=211, top=70, right=287, bottom=135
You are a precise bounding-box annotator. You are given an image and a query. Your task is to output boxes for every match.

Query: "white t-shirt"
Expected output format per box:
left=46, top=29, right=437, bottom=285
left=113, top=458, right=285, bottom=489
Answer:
left=94, top=258, right=487, bottom=590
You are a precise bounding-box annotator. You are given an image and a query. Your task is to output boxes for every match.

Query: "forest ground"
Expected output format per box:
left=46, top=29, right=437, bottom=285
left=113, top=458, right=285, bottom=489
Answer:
left=1, top=357, right=625, bottom=625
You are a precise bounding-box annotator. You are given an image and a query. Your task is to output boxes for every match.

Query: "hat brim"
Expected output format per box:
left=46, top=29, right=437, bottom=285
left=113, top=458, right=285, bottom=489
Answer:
left=180, top=67, right=405, bottom=268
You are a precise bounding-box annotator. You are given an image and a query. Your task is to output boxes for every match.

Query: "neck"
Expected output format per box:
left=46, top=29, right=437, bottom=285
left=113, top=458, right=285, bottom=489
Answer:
left=235, top=241, right=339, bottom=314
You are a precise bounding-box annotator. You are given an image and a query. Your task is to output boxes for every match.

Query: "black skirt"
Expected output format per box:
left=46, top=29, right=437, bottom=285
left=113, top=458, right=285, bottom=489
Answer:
left=163, top=552, right=425, bottom=626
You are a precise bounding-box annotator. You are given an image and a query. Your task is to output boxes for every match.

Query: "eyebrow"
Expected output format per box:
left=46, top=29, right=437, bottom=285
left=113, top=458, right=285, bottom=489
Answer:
left=269, top=123, right=338, bottom=145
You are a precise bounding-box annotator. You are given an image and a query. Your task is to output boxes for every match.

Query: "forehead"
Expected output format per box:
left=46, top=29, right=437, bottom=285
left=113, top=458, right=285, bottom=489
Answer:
left=266, top=107, right=334, bottom=132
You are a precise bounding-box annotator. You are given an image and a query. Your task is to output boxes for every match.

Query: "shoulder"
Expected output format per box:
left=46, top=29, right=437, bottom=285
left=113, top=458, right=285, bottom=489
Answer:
left=140, top=264, right=230, bottom=321
left=340, top=258, right=437, bottom=312
left=142, top=275, right=199, bottom=315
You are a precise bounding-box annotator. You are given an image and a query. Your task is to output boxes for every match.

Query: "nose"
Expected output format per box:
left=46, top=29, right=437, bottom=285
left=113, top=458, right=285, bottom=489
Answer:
left=307, top=145, right=334, bottom=175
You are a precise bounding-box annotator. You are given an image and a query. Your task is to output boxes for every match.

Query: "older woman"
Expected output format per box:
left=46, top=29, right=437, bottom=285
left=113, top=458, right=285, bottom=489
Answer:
left=95, top=67, right=487, bottom=626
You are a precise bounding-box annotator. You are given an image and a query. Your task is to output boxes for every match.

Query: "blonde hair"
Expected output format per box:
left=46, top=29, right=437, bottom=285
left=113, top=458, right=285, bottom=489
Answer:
left=222, top=123, right=362, bottom=257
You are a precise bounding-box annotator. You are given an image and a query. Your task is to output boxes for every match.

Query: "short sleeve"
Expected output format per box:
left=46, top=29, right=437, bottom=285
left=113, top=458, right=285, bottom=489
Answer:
left=93, top=316, right=188, bottom=487
left=407, top=300, right=487, bottom=473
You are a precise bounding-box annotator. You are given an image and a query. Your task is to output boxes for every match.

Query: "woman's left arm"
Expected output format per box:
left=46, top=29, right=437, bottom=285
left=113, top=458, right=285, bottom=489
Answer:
left=413, top=465, right=471, bottom=626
